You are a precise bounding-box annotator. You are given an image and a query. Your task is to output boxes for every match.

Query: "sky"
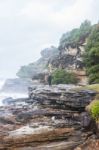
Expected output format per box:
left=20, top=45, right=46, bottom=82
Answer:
left=0, top=0, right=99, bottom=79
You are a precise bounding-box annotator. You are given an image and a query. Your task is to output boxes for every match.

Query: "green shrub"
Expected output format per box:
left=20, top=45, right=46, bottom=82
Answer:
left=90, top=100, right=99, bottom=122
left=52, top=69, right=78, bottom=84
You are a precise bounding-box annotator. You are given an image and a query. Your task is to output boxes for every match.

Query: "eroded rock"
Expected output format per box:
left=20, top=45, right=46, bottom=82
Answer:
left=0, top=85, right=97, bottom=149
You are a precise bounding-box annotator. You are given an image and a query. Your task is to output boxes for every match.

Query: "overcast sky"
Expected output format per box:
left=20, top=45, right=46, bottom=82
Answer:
left=0, top=0, right=99, bottom=78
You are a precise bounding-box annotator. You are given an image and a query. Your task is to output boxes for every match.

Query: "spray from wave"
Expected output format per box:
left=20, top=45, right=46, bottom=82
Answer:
left=0, top=80, right=5, bottom=90
left=0, top=79, right=28, bottom=106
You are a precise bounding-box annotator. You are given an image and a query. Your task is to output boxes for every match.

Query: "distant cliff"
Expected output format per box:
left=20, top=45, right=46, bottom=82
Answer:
left=17, top=46, right=59, bottom=80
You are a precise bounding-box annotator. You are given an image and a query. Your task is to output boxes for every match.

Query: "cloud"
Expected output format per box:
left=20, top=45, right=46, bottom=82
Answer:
left=20, top=0, right=97, bottom=29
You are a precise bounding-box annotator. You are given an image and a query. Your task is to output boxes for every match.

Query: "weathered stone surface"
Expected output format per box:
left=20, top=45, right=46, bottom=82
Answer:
left=0, top=85, right=97, bottom=150
left=9, top=141, right=82, bottom=150
left=75, top=138, right=99, bottom=150
left=28, top=85, right=96, bottom=111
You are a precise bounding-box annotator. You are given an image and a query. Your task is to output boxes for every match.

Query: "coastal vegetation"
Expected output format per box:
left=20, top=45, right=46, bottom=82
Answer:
left=52, top=69, right=78, bottom=84
left=90, top=100, right=99, bottom=122
left=84, top=24, right=99, bottom=84
left=59, top=20, right=92, bottom=48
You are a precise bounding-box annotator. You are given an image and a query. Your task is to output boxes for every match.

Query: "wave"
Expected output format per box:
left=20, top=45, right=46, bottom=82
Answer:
left=0, top=79, right=28, bottom=106
left=0, top=79, right=5, bottom=90
left=0, top=92, right=28, bottom=106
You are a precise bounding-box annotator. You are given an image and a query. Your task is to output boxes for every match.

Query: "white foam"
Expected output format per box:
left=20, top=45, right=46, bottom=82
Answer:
left=0, top=92, right=28, bottom=106
left=0, top=79, right=5, bottom=90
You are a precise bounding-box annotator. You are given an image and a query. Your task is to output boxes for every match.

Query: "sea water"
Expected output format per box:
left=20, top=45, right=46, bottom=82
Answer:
left=0, top=79, right=28, bottom=106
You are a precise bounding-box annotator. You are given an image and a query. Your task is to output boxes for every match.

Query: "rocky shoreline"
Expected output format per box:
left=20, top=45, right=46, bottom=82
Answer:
left=0, top=85, right=98, bottom=150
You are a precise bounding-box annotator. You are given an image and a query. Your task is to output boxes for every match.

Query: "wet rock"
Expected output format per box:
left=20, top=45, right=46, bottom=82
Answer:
left=28, top=85, right=96, bottom=111
left=0, top=117, right=15, bottom=125
left=9, top=141, right=82, bottom=150
left=75, top=138, right=99, bottom=150
left=0, top=85, right=97, bottom=149
left=16, top=112, right=33, bottom=123
left=3, top=97, right=16, bottom=105
left=1, top=127, right=74, bottom=149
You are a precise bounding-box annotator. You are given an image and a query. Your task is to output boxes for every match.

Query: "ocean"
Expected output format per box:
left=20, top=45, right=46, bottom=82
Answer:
left=0, top=80, right=28, bottom=106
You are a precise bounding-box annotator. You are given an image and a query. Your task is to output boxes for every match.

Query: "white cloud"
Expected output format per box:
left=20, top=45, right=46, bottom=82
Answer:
left=19, top=0, right=99, bottom=31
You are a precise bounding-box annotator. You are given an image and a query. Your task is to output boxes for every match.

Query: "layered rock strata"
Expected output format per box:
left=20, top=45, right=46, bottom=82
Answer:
left=0, top=85, right=97, bottom=150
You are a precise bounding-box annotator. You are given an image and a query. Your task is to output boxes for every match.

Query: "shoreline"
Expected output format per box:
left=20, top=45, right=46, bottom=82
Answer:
left=0, top=84, right=98, bottom=149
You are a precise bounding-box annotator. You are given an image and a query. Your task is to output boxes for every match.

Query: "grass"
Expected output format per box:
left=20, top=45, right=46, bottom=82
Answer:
left=75, top=84, right=99, bottom=92
left=74, top=84, right=99, bottom=102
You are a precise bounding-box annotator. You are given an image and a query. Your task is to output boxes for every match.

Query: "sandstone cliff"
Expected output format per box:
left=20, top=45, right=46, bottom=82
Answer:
left=16, top=21, right=92, bottom=85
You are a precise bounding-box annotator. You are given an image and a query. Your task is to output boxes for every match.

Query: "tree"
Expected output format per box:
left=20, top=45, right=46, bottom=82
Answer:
left=84, top=24, right=99, bottom=84
left=59, top=20, right=91, bottom=48
left=52, top=69, right=78, bottom=84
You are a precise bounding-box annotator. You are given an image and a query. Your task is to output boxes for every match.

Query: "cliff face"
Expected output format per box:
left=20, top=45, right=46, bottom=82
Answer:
left=51, top=44, right=85, bottom=68
left=16, top=44, right=87, bottom=85
left=16, top=21, right=92, bottom=84
left=50, top=44, right=87, bottom=85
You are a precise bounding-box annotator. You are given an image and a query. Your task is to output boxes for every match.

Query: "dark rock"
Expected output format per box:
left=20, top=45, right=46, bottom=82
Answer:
left=28, top=86, right=96, bottom=111
left=16, top=112, right=33, bottom=122
left=3, top=97, right=16, bottom=105
left=0, top=117, right=14, bottom=125
left=51, top=54, right=76, bottom=69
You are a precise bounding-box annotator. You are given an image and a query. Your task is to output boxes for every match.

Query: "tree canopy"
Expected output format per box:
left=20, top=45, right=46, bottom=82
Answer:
left=59, top=20, right=92, bottom=48
left=84, top=24, right=99, bottom=83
